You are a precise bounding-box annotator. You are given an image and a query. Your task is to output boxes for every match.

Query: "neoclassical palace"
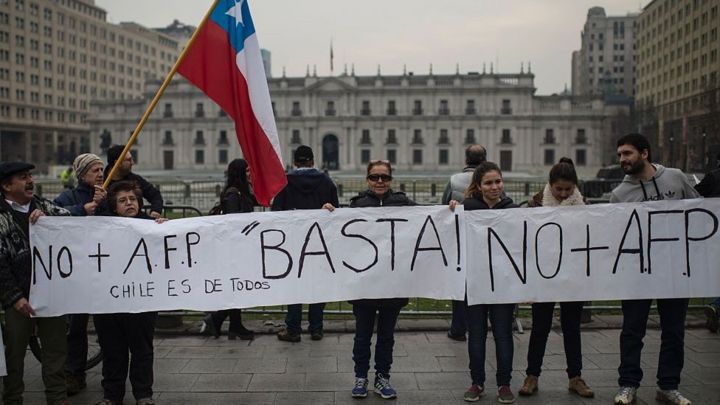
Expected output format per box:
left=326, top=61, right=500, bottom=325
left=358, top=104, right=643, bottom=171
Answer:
left=88, top=69, right=623, bottom=176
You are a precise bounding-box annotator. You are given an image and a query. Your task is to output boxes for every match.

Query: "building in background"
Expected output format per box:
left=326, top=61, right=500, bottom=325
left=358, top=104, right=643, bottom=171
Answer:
left=88, top=68, right=622, bottom=177
left=0, top=0, right=180, bottom=170
left=635, top=0, right=720, bottom=171
left=572, top=7, right=639, bottom=97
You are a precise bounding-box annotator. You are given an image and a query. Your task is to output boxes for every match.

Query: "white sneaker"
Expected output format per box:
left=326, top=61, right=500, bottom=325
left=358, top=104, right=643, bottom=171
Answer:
left=656, top=389, right=692, bottom=405
left=613, top=386, right=637, bottom=405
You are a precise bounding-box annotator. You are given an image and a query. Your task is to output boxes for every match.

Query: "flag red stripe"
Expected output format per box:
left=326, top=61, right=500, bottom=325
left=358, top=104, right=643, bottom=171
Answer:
left=178, top=21, right=286, bottom=206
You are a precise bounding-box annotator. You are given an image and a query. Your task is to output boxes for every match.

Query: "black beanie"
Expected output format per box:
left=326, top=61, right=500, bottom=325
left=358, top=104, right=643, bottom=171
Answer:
left=106, top=144, right=125, bottom=168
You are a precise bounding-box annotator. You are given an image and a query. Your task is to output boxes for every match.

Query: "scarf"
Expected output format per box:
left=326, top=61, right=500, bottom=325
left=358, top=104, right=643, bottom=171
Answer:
left=541, top=183, right=585, bottom=207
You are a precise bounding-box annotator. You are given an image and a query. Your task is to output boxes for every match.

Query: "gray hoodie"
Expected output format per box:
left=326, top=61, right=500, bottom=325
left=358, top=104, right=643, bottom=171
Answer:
left=610, top=164, right=700, bottom=203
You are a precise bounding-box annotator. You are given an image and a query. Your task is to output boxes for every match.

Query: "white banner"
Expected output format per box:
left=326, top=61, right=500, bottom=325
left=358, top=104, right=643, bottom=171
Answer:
left=30, top=206, right=466, bottom=316
left=466, top=199, right=720, bottom=305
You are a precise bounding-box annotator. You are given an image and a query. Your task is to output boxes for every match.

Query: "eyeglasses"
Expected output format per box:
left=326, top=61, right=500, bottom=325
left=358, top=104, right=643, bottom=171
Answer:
left=367, top=174, right=392, bottom=182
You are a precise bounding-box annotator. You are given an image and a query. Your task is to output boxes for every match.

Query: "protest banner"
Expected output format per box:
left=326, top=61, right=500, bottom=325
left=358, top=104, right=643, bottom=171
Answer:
left=29, top=206, right=466, bottom=316
left=465, top=198, right=720, bottom=305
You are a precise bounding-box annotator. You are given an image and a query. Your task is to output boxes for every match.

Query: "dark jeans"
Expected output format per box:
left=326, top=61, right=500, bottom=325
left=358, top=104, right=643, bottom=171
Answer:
left=618, top=298, right=689, bottom=390
left=65, top=313, right=89, bottom=377
left=526, top=301, right=583, bottom=378
left=94, top=312, right=157, bottom=403
left=352, top=303, right=403, bottom=378
left=211, top=309, right=245, bottom=333
left=285, top=303, right=325, bottom=334
left=449, top=299, right=468, bottom=336
left=467, top=303, right=515, bottom=387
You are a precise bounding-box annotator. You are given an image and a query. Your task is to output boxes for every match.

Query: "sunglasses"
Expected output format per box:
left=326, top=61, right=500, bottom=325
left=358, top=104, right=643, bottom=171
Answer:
left=367, top=174, right=392, bottom=182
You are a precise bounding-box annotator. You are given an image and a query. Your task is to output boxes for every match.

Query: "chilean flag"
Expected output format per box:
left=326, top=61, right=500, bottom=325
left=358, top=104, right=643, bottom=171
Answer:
left=178, top=0, right=285, bottom=206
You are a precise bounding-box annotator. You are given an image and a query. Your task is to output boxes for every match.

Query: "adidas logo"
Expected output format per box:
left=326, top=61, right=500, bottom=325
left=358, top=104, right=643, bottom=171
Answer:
left=664, top=190, right=676, bottom=199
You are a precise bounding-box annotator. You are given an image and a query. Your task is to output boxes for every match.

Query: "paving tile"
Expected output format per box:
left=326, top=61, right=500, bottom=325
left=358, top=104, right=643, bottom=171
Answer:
left=247, top=373, right=305, bottom=392
left=274, top=391, right=335, bottom=405
left=192, top=373, right=252, bottom=391
left=286, top=356, right=338, bottom=373
left=181, top=358, right=239, bottom=373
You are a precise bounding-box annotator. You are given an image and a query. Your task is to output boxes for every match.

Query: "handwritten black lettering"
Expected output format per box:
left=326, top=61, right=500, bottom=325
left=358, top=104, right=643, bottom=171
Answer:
left=411, top=215, right=448, bottom=271
left=487, top=221, right=528, bottom=292
left=613, top=209, right=644, bottom=274
left=376, top=218, right=408, bottom=271
left=185, top=232, right=200, bottom=268
left=340, top=219, right=378, bottom=273
left=123, top=238, right=152, bottom=275
left=88, top=243, right=110, bottom=273
left=534, top=222, right=562, bottom=279
left=647, top=210, right=683, bottom=275
left=298, top=222, right=336, bottom=278
left=260, top=229, right=293, bottom=279
left=684, top=208, right=719, bottom=277
left=164, top=234, right=178, bottom=269
left=570, top=224, right=609, bottom=277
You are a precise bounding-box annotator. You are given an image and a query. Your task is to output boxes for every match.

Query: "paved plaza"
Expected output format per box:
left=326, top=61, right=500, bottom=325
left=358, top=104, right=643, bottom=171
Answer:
left=13, top=313, right=720, bottom=405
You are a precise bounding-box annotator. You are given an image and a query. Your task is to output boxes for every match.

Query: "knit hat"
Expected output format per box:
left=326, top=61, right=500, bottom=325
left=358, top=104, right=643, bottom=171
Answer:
left=73, top=153, right=103, bottom=180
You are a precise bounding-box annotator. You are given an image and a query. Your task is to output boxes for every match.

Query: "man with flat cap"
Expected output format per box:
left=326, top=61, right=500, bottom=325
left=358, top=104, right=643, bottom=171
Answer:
left=271, top=145, right=339, bottom=342
left=0, top=161, right=71, bottom=405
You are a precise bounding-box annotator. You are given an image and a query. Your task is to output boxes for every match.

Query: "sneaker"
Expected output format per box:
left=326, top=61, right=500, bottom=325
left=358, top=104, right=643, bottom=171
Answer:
left=351, top=377, right=369, bottom=398
left=447, top=331, right=467, bottom=342
left=311, top=330, right=324, bottom=341
left=497, top=385, right=515, bottom=404
left=374, top=374, right=397, bottom=399
left=463, top=384, right=484, bottom=402
left=66, top=374, right=87, bottom=396
left=568, top=376, right=594, bottom=398
left=136, top=398, right=156, bottom=405
left=705, top=304, right=719, bottom=333
left=655, top=389, right=692, bottom=405
left=518, top=375, right=538, bottom=396
left=613, top=386, right=637, bottom=405
left=277, top=328, right=301, bottom=342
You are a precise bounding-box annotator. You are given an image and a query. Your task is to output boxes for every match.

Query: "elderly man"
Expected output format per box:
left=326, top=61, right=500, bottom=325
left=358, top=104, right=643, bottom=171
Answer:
left=0, top=161, right=70, bottom=405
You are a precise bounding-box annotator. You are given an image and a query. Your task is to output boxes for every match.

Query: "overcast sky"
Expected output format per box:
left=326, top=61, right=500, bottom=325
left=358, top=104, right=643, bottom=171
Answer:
left=94, top=0, right=646, bottom=95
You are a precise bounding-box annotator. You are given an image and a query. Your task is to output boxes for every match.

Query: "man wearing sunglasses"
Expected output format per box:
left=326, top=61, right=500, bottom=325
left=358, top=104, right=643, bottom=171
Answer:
left=271, top=145, right=339, bottom=342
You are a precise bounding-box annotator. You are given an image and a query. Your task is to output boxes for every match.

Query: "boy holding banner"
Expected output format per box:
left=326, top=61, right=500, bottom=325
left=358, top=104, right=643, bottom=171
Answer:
left=610, top=133, right=699, bottom=405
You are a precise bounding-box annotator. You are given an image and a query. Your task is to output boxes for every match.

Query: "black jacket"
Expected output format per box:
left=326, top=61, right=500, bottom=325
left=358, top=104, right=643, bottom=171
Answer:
left=349, top=189, right=416, bottom=208
left=695, top=168, right=720, bottom=198
left=0, top=197, right=69, bottom=308
left=271, top=168, right=339, bottom=211
left=222, top=187, right=256, bottom=214
left=463, top=195, right=518, bottom=211
left=53, top=182, right=103, bottom=216
left=348, top=189, right=416, bottom=308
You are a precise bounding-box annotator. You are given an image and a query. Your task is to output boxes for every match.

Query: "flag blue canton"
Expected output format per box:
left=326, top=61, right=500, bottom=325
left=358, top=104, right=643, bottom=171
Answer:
left=210, top=0, right=257, bottom=54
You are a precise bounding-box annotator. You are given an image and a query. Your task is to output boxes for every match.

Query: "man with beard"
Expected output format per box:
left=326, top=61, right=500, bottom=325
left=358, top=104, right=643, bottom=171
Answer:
left=609, top=133, right=699, bottom=405
left=0, top=161, right=70, bottom=405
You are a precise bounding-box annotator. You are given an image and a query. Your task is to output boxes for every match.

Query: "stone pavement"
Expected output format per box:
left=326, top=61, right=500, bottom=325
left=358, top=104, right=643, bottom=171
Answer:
left=13, top=314, right=720, bottom=405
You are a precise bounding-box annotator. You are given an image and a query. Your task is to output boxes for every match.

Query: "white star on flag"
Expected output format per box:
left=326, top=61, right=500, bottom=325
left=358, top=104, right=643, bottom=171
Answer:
left=225, top=0, right=245, bottom=27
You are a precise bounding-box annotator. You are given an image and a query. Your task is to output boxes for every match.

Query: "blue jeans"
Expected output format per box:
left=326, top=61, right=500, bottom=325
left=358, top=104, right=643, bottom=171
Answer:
left=352, top=303, right=403, bottom=378
left=467, top=303, right=515, bottom=387
left=526, top=301, right=583, bottom=378
left=618, top=298, right=688, bottom=390
left=284, top=303, right=325, bottom=334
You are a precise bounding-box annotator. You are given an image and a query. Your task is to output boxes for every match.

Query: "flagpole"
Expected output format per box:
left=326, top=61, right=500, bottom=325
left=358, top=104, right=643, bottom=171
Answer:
left=103, top=0, right=220, bottom=189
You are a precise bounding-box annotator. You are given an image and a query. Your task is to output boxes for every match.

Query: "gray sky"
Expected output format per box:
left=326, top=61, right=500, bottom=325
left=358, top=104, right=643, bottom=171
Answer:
left=95, top=0, right=646, bottom=95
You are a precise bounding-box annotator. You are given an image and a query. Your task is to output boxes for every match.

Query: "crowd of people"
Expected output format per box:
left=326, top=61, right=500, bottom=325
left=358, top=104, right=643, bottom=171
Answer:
left=0, top=133, right=717, bottom=405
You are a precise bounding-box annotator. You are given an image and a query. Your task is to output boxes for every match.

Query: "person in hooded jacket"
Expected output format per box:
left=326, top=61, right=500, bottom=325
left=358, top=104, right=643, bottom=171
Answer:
left=461, top=161, right=517, bottom=404
left=53, top=153, right=107, bottom=396
left=518, top=158, right=594, bottom=399
left=271, top=145, right=339, bottom=342
left=609, top=133, right=699, bottom=405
